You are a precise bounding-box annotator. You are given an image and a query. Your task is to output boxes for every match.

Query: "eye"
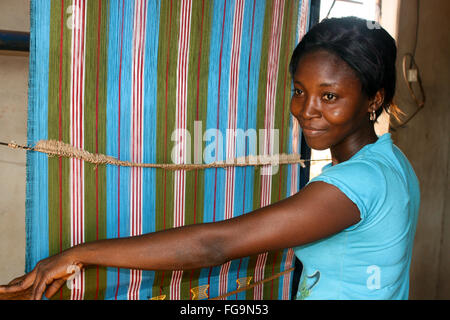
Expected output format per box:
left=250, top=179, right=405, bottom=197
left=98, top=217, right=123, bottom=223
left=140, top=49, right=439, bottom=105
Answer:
left=292, top=88, right=303, bottom=97
left=323, top=92, right=337, bottom=102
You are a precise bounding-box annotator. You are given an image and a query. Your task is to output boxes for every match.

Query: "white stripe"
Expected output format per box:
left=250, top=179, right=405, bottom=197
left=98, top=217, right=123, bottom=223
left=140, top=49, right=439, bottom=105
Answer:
left=127, top=0, right=147, bottom=300
left=69, top=0, right=86, bottom=300
left=170, top=0, right=192, bottom=300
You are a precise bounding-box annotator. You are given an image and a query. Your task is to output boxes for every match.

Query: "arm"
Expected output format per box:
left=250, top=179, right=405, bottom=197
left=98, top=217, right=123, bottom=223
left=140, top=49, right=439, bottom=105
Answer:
left=0, top=181, right=360, bottom=299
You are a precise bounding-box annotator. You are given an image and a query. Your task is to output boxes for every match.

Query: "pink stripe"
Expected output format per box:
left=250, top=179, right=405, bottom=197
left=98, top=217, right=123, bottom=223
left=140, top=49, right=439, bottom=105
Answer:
left=254, top=0, right=284, bottom=300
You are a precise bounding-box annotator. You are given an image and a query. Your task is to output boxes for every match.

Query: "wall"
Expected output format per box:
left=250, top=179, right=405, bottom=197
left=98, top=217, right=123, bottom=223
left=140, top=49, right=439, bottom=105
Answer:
left=392, top=0, right=450, bottom=299
left=0, top=0, right=30, bottom=284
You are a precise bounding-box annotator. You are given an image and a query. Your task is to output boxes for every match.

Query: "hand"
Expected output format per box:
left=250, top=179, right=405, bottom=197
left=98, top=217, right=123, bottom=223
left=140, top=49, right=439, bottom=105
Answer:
left=0, top=252, right=83, bottom=300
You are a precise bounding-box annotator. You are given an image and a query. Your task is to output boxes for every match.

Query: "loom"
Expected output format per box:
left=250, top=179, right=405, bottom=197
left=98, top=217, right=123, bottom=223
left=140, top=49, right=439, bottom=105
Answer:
left=22, top=0, right=312, bottom=300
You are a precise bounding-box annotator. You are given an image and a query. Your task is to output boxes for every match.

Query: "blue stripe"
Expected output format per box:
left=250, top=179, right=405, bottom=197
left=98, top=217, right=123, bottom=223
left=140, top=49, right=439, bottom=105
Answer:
left=25, top=0, right=50, bottom=274
left=105, top=0, right=135, bottom=300
left=105, top=0, right=122, bottom=300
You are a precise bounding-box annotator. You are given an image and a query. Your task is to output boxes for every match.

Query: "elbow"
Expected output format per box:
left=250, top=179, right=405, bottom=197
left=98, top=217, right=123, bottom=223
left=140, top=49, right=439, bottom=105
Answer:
left=200, top=238, right=229, bottom=268
left=185, top=226, right=230, bottom=269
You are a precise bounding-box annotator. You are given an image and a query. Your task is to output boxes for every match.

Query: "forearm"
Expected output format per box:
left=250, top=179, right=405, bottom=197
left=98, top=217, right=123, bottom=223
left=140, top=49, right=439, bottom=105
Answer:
left=65, top=222, right=227, bottom=271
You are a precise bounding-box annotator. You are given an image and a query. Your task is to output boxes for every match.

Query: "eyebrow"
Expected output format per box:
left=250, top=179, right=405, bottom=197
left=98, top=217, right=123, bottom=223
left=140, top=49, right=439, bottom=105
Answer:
left=293, top=80, right=338, bottom=87
left=319, top=82, right=338, bottom=87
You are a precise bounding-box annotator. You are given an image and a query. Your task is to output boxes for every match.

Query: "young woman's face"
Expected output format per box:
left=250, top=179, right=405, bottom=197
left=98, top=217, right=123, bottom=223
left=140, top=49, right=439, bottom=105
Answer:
left=290, top=50, right=372, bottom=151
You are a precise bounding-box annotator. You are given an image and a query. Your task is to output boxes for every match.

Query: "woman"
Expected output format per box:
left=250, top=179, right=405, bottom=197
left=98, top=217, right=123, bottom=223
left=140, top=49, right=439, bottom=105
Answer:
left=0, top=17, right=420, bottom=300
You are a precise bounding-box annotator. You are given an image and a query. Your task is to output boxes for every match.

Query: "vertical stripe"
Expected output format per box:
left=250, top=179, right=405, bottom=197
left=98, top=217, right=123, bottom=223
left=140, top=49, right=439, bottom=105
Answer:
left=140, top=0, right=160, bottom=301
left=26, top=0, right=50, bottom=274
left=127, top=0, right=148, bottom=300
left=252, top=0, right=285, bottom=300
left=69, top=0, right=87, bottom=300
left=184, top=0, right=212, bottom=299
left=218, top=0, right=245, bottom=299
left=154, top=0, right=180, bottom=299
left=105, top=0, right=123, bottom=300
left=84, top=0, right=109, bottom=300
left=232, top=0, right=265, bottom=300
left=169, top=0, right=192, bottom=300
left=202, top=0, right=234, bottom=299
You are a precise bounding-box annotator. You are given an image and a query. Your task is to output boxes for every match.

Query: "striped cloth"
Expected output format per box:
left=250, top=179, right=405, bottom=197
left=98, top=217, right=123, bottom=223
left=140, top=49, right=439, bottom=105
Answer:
left=26, top=0, right=311, bottom=300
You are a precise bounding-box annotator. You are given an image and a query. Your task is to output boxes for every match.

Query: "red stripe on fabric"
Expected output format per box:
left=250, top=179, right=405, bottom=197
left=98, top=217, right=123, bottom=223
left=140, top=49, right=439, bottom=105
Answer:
left=277, top=0, right=294, bottom=200
left=93, top=0, right=103, bottom=300
left=57, top=0, right=65, bottom=300
left=213, top=0, right=227, bottom=223
left=235, top=0, right=256, bottom=300
left=139, top=0, right=147, bottom=298
left=69, top=0, right=75, bottom=299
left=114, top=0, right=125, bottom=301
left=80, top=0, right=87, bottom=298
left=192, top=0, right=205, bottom=226
left=71, top=0, right=78, bottom=299
left=163, top=0, right=173, bottom=233
left=129, top=0, right=136, bottom=299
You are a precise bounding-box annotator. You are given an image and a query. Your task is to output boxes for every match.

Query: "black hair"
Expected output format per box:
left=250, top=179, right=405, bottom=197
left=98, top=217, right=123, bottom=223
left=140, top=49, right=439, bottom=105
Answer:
left=289, top=16, right=398, bottom=120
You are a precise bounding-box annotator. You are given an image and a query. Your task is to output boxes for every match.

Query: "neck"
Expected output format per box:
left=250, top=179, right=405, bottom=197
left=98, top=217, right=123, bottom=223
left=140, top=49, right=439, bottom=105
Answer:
left=330, top=125, right=378, bottom=165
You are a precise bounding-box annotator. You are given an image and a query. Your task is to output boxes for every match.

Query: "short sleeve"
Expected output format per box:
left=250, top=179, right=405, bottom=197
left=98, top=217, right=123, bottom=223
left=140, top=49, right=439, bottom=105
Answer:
left=308, top=160, right=387, bottom=230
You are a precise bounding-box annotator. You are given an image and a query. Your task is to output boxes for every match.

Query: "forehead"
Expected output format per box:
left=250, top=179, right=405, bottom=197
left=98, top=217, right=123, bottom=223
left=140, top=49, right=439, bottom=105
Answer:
left=293, top=49, right=361, bottom=90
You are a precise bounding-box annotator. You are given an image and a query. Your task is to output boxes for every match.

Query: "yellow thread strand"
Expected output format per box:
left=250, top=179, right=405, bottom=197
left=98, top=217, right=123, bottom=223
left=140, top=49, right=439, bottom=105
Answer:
left=2, top=140, right=316, bottom=170
left=209, top=267, right=295, bottom=300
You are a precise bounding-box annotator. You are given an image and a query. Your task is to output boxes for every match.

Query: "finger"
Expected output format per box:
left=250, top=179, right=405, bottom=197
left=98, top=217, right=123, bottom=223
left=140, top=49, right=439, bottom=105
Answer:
left=7, top=275, right=27, bottom=286
left=0, top=272, right=36, bottom=293
left=0, top=276, right=25, bottom=292
left=31, top=274, right=47, bottom=301
left=44, top=278, right=66, bottom=299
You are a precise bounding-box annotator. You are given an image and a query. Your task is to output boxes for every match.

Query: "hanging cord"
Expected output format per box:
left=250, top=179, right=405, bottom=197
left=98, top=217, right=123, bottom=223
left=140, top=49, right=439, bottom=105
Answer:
left=391, top=53, right=425, bottom=129
left=391, top=0, right=425, bottom=130
left=0, top=139, right=332, bottom=170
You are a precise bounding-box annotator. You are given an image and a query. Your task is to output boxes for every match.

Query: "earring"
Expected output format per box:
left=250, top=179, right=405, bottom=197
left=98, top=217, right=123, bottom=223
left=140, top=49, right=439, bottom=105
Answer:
left=369, top=110, right=376, bottom=122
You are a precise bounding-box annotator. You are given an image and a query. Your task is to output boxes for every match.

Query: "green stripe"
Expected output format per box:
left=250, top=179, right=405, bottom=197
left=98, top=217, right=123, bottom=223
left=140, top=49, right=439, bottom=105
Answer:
left=83, top=0, right=109, bottom=300
left=48, top=0, right=73, bottom=300
left=153, top=0, right=181, bottom=299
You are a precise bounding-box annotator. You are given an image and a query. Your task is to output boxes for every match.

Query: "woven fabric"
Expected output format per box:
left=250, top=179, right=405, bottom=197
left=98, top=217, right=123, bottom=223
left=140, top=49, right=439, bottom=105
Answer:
left=26, top=0, right=311, bottom=300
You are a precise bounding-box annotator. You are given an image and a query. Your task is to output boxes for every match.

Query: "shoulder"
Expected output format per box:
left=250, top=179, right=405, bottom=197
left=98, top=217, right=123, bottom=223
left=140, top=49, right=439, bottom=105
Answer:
left=309, top=159, right=388, bottom=222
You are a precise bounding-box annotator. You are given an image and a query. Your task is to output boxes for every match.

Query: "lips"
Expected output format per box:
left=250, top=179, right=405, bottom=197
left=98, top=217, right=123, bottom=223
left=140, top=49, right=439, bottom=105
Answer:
left=300, top=125, right=327, bottom=137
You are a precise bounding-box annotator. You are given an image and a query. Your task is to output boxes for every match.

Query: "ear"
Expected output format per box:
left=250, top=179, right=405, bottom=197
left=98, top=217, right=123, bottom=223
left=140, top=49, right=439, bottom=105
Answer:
left=368, top=89, right=385, bottom=113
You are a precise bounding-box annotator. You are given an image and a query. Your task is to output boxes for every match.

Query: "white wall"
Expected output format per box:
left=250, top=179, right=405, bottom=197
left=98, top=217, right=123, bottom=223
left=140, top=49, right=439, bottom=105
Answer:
left=0, top=0, right=30, bottom=284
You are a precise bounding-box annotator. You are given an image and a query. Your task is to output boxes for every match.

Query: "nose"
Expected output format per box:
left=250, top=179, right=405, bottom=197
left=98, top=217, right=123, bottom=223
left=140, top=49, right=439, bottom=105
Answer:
left=291, top=96, right=320, bottom=120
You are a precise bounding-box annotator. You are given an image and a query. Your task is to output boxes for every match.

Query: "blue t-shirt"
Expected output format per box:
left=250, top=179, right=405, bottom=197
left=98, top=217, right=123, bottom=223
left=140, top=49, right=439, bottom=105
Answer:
left=294, top=133, right=420, bottom=300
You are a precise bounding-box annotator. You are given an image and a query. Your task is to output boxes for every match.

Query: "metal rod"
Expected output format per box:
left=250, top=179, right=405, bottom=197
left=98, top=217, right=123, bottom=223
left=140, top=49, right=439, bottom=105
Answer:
left=0, top=30, right=30, bottom=52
